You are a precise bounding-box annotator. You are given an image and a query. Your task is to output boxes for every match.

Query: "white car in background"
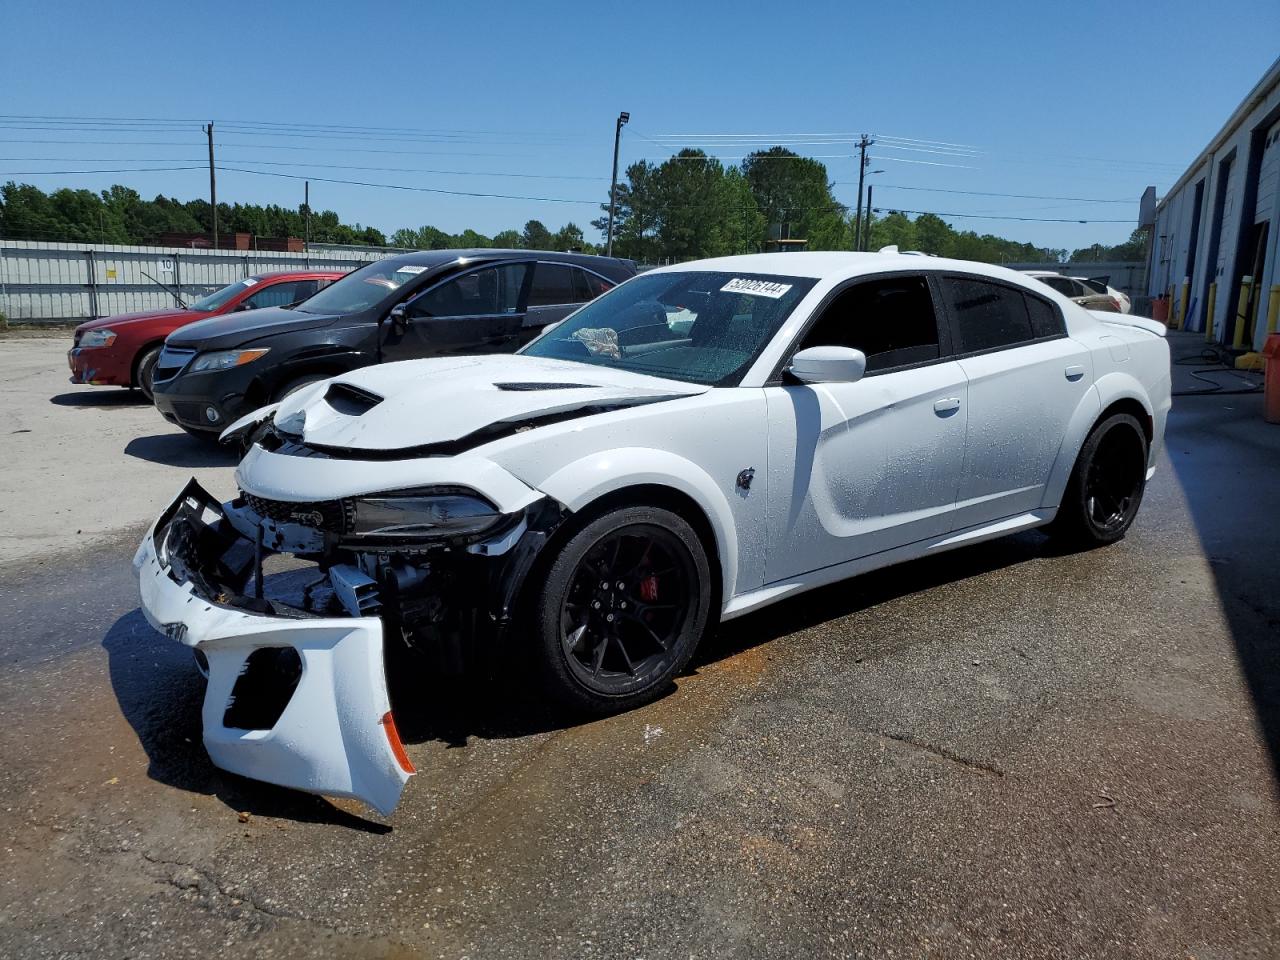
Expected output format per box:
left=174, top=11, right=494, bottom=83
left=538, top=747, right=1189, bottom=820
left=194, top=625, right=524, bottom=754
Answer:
left=1024, top=270, right=1131, bottom=313
left=135, top=252, right=1171, bottom=814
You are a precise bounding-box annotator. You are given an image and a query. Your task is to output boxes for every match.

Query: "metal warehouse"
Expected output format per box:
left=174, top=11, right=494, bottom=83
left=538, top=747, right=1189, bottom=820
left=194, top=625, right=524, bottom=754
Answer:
left=1146, top=55, right=1280, bottom=351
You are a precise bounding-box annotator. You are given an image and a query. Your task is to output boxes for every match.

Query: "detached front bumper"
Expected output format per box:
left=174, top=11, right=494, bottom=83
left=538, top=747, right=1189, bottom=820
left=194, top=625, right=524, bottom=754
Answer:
left=133, top=480, right=414, bottom=816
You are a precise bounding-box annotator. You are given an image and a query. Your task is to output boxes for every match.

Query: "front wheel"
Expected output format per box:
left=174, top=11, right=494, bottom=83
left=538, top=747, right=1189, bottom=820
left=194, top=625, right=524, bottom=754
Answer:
left=532, top=506, right=713, bottom=715
left=1051, top=412, right=1149, bottom=547
left=136, top=346, right=162, bottom=401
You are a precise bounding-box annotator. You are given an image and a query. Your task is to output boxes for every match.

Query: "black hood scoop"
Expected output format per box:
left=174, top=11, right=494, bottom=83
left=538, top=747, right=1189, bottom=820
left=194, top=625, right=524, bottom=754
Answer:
left=324, top=382, right=384, bottom=416
left=493, top=381, right=593, bottom=391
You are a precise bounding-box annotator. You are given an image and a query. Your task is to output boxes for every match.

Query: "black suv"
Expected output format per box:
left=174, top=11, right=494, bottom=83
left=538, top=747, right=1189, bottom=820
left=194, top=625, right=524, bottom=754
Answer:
left=151, top=249, right=636, bottom=435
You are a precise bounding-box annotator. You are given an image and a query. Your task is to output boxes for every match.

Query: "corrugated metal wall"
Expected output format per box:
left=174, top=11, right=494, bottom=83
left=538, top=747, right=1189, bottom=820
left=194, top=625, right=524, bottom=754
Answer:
left=0, top=240, right=406, bottom=322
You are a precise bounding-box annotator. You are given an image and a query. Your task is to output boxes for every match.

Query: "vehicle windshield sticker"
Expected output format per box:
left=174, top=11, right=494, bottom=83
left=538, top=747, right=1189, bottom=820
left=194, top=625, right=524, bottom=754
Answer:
left=241, top=278, right=259, bottom=287
left=720, top=278, right=792, bottom=299
left=396, top=265, right=428, bottom=275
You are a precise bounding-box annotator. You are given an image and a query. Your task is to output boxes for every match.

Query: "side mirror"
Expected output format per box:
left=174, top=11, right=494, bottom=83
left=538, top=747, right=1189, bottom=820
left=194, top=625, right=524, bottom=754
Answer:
left=387, top=303, right=408, bottom=333
left=787, top=346, right=866, bottom=384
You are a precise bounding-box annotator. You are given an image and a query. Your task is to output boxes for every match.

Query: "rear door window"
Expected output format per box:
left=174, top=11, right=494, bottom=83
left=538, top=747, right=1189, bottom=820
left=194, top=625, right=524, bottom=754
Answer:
left=796, top=274, right=941, bottom=372
left=528, top=263, right=577, bottom=307
left=939, top=277, right=1036, bottom=354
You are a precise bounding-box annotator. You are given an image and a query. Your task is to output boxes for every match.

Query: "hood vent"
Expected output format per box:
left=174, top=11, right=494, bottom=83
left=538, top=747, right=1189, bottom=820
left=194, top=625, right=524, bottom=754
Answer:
left=324, top=382, right=384, bottom=416
left=494, top=381, right=593, bottom=391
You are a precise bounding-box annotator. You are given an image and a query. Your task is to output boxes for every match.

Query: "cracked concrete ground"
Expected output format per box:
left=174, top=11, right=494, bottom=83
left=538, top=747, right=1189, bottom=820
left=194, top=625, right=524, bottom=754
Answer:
left=1, top=336, right=1278, bottom=958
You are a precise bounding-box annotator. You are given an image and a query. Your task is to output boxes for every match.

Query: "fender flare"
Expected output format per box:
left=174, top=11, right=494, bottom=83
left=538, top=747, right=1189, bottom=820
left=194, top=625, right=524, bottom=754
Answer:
left=534, top=447, right=740, bottom=601
left=1042, top=372, right=1154, bottom=509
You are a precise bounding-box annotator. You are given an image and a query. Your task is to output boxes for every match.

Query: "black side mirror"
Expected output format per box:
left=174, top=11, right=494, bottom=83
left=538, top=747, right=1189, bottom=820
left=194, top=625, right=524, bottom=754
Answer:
left=387, top=303, right=408, bottom=333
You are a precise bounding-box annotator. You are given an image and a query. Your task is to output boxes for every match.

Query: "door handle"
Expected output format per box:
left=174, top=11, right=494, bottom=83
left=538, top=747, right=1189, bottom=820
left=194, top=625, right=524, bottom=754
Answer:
left=933, top=397, right=961, bottom=416
left=1065, top=364, right=1085, bottom=381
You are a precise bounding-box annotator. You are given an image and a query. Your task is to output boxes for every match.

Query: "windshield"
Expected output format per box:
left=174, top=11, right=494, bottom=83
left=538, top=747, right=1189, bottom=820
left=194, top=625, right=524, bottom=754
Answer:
left=521, top=271, right=817, bottom=386
left=296, top=257, right=433, bottom=315
left=189, top=279, right=256, bottom=313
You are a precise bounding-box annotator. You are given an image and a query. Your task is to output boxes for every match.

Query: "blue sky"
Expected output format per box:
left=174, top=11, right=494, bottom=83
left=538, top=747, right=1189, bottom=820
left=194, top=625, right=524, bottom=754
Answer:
left=2, top=0, right=1277, bottom=251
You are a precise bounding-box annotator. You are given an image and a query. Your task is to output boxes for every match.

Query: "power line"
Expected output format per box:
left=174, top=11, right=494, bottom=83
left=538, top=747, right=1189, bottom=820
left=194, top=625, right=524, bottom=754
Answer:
left=875, top=207, right=1132, bottom=224
left=219, top=166, right=599, bottom=205
left=0, top=156, right=608, bottom=180
left=843, top=183, right=1134, bottom=203
left=0, top=165, right=205, bottom=175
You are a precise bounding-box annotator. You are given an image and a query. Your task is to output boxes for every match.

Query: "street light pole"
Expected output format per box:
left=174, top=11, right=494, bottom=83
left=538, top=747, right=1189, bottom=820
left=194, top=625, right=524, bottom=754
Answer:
left=606, top=111, right=630, bottom=257
left=863, top=185, right=873, bottom=251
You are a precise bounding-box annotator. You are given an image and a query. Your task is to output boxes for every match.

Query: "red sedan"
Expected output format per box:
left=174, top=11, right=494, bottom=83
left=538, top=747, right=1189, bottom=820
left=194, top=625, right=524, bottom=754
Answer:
left=68, top=269, right=345, bottom=398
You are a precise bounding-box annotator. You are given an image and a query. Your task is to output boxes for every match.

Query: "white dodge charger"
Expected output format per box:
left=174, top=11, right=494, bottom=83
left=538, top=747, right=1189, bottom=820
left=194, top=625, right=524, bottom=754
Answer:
left=135, top=251, right=1171, bottom=814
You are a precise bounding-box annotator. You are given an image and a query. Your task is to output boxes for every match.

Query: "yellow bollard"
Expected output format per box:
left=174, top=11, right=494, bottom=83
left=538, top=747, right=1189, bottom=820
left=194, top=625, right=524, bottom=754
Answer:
left=1205, top=281, right=1217, bottom=342
left=1178, top=279, right=1189, bottom=330
left=1267, top=283, right=1280, bottom=336
left=1233, top=277, right=1254, bottom=350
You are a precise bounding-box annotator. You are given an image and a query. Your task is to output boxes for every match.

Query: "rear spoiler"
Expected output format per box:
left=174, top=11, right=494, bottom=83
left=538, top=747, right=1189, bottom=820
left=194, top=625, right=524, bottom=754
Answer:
left=1088, top=310, right=1166, bottom=337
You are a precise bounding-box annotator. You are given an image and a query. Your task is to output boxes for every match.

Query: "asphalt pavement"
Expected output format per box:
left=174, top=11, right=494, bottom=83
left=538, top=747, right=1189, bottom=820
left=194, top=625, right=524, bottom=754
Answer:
left=1, top=333, right=1277, bottom=959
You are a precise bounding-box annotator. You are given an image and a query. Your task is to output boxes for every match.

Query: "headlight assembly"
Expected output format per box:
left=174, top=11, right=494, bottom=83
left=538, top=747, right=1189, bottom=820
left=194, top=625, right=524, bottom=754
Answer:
left=79, top=329, right=117, bottom=348
left=189, top=348, right=270, bottom=373
left=348, top=491, right=503, bottom=540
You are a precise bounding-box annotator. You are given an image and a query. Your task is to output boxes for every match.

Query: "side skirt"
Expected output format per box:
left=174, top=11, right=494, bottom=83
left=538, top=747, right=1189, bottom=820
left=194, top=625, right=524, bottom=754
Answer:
left=720, top=509, right=1056, bottom=622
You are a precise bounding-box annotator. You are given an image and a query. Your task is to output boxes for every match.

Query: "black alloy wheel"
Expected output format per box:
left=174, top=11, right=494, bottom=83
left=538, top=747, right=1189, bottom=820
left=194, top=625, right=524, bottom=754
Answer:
left=1052, top=411, right=1148, bottom=546
left=534, top=506, right=711, bottom=714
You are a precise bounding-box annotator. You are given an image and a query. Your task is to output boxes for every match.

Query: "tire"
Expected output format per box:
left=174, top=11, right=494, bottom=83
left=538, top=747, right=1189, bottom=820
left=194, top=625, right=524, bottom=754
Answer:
left=274, top=374, right=328, bottom=403
left=1050, top=412, right=1149, bottom=547
left=532, top=505, right=713, bottom=715
left=135, top=346, right=162, bottom=401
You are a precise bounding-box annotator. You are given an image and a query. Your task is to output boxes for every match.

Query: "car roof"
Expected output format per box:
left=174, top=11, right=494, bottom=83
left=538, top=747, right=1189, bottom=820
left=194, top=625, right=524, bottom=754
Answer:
left=648, top=251, right=1055, bottom=289
left=248, top=269, right=347, bottom=281
left=382, top=248, right=631, bottom=270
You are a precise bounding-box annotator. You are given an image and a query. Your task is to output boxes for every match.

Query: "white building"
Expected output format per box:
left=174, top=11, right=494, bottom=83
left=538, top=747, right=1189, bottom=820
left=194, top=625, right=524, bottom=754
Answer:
left=1146, top=56, right=1280, bottom=347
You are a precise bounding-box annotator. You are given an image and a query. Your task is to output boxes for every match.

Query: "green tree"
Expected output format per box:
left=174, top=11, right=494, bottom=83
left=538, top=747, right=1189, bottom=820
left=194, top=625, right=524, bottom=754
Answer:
left=491, top=229, right=521, bottom=248
left=521, top=219, right=554, bottom=250
left=741, top=147, right=845, bottom=250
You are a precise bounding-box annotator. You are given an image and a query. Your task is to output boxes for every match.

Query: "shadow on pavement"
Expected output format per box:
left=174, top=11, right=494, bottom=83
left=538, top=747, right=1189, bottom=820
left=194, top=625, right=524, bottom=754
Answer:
left=124, top=433, right=237, bottom=468
left=1166, top=392, right=1280, bottom=783
left=50, top=389, right=150, bottom=409
left=101, top=608, right=390, bottom=833
left=392, top=527, right=1061, bottom=749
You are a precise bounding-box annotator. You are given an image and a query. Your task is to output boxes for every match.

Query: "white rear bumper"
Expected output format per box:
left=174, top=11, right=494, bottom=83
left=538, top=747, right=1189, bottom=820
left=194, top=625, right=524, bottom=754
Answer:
left=133, top=481, right=413, bottom=816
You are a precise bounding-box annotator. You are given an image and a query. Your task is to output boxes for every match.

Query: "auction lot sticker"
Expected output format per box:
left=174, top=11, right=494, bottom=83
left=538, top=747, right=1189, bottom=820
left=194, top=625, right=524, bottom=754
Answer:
left=721, top=278, right=792, bottom=298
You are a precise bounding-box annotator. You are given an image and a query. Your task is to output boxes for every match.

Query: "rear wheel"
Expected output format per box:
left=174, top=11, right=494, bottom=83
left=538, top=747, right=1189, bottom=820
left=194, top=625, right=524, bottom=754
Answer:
left=135, top=346, right=162, bottom=401
left=1051, top=412, right=1148, bottom=547
left=532, top=505, right=712, bottom=715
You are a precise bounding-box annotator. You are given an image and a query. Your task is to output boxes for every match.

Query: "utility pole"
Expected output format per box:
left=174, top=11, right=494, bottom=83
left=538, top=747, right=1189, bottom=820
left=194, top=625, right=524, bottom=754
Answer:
left=853, top=134, right=873, bottom=251
left=606, top=111, right=630, bottom=257
left=205, top=122, right=218, bottom=250
left=863, top=185, right=874, bottom=251
left=304, top=180, right=311, bottom=256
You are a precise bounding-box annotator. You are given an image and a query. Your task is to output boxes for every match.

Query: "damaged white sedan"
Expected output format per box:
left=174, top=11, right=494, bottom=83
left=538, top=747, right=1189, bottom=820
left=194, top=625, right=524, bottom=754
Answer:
left=135, top=252, right=1171, bottom=814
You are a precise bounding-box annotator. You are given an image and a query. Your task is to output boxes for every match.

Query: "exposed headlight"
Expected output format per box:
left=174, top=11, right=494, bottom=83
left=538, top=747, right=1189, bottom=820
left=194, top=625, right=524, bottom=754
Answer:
left=189, top=348, right=270, bottom=373
left=79, top=329, right=117, bottom=348
left=349, top=491, right=503, bottom=540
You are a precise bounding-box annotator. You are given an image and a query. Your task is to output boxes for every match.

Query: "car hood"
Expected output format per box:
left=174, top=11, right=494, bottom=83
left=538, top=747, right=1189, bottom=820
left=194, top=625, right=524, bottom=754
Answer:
left=166, top=306, right=339, bottom=350
left=271, top=354, right=707, bottom=453
left=77, top=308, right=206, bottom=333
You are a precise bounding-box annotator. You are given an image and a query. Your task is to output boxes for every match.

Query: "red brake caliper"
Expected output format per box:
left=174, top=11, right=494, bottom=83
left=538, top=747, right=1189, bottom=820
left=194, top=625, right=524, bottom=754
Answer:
left=639, top=575, right=659, bottom=602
